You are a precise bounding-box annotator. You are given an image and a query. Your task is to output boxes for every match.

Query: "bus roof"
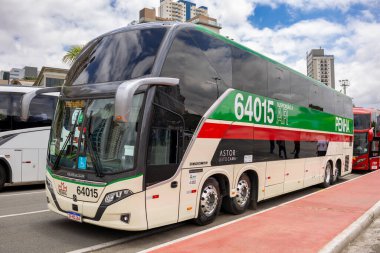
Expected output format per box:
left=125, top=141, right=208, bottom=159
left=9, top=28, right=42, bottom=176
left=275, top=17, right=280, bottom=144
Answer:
left=353, top=107, right=378, bottom=115
left=0, top=85, right=42, bottom=94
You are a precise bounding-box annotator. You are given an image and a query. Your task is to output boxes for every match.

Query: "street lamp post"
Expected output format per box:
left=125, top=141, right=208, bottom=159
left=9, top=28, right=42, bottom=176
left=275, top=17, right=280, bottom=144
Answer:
left=339, top=79, right=350, bottom=95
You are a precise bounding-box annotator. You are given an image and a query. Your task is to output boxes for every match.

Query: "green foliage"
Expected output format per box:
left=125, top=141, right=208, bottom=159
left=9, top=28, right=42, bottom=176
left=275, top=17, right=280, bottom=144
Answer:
left=62, top=45, right=84, bottom=66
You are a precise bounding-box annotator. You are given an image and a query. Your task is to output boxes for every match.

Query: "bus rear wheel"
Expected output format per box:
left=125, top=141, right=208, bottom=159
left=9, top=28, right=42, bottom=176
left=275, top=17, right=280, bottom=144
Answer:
left=0, top=165, right=6, bottom=191
left=321, top=162, right=332, bottom=188
left=194, top=177, right=221, bottom=226
left=223, top=173, right=251, bottom=215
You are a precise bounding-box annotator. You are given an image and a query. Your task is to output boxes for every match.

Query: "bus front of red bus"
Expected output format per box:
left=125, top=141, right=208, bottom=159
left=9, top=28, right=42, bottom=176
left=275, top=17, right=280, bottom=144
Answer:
left=353, top=108, right=371, bottom=170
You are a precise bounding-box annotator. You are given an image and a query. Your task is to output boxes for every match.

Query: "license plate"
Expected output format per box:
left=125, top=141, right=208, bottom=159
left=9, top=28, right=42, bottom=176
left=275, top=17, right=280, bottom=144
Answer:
left=67, top=212, right=82, bottom=223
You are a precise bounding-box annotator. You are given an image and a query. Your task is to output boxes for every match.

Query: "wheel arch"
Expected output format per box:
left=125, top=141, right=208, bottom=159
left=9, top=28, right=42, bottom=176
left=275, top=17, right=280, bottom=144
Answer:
left=0, top=158, right=12, bottom=183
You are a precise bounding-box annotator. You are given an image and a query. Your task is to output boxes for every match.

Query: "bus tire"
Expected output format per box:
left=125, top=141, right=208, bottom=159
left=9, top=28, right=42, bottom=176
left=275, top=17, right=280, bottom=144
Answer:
left=331, top=162, right=340, bottom=185
left=222, top=173, right=251, bottom=215
left=0, top=164, right=6, bottom=191
left=194, top=177, right=221, bottom=226
left=321, top=162, right=332, bottom=188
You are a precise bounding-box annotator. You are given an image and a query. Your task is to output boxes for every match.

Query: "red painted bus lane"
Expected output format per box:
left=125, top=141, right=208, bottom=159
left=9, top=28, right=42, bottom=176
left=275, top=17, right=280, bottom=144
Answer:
left=149, top=171, right=380, bottom=253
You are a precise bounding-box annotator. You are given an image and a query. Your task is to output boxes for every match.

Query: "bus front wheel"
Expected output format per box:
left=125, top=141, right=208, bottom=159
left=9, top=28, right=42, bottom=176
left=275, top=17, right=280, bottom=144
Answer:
left=0, top=164, right=6, bottom=191
left=223, top=173, right=251, bottom=215
left=194, top=177, right=221, bottom=226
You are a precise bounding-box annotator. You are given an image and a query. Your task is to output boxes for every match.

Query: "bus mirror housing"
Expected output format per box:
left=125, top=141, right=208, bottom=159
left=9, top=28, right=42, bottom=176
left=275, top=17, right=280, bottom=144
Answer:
left=115, top=77, right=179, bottom=122
left=368, top=128, right=374, bottom=142
left=20, top=87, right=62, bottom=122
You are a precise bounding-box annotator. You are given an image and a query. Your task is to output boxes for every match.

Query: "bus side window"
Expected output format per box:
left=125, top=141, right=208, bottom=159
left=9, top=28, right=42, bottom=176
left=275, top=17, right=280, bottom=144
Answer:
left=146, top=104, right=184, bottom=186
left=0, top=93, right=12, bottom=131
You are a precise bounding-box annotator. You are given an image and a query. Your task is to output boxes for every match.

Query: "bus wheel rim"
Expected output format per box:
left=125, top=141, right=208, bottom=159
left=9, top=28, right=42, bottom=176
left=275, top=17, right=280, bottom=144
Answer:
left=325, top=164, right=331, bottom=184
left=200, top=185, right=218, bottom=216
left=236, top=179, right=250, bottom=207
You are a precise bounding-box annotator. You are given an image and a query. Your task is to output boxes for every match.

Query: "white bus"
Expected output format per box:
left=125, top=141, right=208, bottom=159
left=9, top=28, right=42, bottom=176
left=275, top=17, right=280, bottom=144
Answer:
left=30, top=22, right=352, bottom=230
left=0, top=86, right=58, bottom=190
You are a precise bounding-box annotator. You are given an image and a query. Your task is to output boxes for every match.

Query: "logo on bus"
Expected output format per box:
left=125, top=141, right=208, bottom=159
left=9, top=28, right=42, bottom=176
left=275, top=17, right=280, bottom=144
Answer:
left=335, top=117, right=350, bottom=133
left=58, top=181, right=68, bottom=196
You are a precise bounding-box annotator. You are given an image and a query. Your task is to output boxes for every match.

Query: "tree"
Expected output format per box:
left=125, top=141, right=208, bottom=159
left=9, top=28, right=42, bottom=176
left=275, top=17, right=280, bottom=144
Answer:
left=62, top=45, right=84, bottom=66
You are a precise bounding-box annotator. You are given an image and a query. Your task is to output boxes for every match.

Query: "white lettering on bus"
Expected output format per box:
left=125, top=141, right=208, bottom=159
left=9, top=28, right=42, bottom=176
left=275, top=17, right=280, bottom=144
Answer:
left=335, top=117, right=350, bottom=133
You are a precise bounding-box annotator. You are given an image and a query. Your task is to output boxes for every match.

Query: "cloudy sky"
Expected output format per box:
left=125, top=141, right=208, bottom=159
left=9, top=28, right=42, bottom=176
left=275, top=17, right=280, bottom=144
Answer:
left=0, top=0, right=379, bottom=107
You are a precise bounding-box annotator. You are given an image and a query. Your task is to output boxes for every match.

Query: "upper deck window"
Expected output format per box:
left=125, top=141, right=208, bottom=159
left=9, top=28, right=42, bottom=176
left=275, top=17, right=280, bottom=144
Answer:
left=65, top=28, right=167, bottom=86
left=354, top=113, right=371, bottom=130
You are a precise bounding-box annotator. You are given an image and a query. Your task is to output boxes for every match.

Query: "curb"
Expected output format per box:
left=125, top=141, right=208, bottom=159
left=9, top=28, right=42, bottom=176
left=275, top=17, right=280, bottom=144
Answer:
left=319, top=200, right=380, bottom=253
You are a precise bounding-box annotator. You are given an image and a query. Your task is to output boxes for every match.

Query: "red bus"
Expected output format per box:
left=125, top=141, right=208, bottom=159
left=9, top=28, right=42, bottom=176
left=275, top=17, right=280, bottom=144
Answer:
left=353, top=107, right=380, bottom=170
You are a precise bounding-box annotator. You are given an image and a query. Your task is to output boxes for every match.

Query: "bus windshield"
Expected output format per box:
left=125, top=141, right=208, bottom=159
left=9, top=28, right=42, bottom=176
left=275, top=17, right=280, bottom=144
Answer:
left=353, top=132, right=368, bottom=156
left=48, top=94, right=144, bottom=174
left=354, top=113, right=371, bottom=130
left=65, top=28, right=167, bottom=86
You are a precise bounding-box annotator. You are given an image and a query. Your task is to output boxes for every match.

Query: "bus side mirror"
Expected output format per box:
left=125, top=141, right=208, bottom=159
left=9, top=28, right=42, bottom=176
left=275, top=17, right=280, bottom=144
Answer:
left=20, top=87, right=62, bottom=122
left=368, top=128, right=374, bottom=142
left=114, top=77, right=179, bottom=122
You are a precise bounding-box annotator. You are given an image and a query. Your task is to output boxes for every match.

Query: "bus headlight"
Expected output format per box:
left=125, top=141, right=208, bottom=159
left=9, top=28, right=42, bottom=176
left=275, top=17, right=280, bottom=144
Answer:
left=356, top=158, right=366, bottom=164
left=102, top=189, right=133, bottom=206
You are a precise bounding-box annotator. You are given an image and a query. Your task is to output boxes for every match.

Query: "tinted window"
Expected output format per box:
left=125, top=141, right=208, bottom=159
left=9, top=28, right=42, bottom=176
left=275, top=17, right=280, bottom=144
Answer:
left=309, top=84, right=323, bottom=111
left=191, top=30, right=232, bottom=88
left=66, top=28, right=167, bottom=86
left=160, top=29, right=219, bottom=133
left=323, top=89, right=335, bottom=115
left=0, top=93, right=21, bottom=131
left=231, top=47, right=268, bottom=96
left=46, top=78, right=64, bottom=87
left=335, top=93, right=344, bottom=117
left=354, top=113, right=370, bottom=130
left=344, top=96, right=353, bottom=118
left=268, top=64, right=290, bottom=102
left=290, top=73, right=309, bottom=107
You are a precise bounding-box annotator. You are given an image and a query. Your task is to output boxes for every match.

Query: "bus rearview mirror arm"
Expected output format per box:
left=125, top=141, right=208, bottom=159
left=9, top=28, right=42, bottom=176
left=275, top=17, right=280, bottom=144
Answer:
left=20, top=86, right=62, bottom=122
left=115, top=77, right=179, bottom=122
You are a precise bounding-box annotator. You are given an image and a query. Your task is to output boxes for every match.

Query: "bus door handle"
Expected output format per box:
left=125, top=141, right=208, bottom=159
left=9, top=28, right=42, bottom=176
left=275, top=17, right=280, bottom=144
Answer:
left=171, top=181, right=178, bottom=188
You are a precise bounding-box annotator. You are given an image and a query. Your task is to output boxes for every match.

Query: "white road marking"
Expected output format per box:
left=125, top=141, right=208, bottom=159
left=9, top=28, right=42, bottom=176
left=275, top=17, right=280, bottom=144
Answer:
left=0, top=209, right=49, bottom=219
left=0, top=190, right=45, bottom=197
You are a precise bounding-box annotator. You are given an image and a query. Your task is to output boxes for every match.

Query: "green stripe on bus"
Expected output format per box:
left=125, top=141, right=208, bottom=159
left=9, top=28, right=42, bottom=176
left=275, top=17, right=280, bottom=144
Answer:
left=46, top=166, right=143, bottom=187
left=209, top=89, right=353, bottom=135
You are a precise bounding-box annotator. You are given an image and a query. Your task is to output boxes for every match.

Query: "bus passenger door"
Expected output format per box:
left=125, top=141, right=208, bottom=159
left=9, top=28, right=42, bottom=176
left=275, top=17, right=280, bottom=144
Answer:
left=145, top=103, right=184, bottom=229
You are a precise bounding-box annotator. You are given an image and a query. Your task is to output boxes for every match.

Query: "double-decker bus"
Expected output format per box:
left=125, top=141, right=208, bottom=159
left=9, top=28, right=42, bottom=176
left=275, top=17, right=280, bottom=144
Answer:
left=353, top=107, right=380, bottom=170
left=0, top=86, right=58, bottom=190
left=26, top=22, right=353, bottom=230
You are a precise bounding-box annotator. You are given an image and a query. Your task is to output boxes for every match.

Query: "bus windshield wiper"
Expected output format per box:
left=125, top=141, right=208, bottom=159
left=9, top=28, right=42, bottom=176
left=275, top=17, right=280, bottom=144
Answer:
left=84, top=112, right=103, bottom=177
left=52, top=112, right=79, bottom=170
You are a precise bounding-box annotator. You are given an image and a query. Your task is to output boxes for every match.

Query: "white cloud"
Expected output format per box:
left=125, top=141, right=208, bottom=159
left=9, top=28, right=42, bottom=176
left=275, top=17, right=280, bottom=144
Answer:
left=0, top=0, right=379, bottom=108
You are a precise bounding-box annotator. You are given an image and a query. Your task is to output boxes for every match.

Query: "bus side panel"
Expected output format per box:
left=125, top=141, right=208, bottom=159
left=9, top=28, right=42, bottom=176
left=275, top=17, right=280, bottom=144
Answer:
left=284, top=159, right=305, bottom=193
left=38, top=148, right=47, bottom=180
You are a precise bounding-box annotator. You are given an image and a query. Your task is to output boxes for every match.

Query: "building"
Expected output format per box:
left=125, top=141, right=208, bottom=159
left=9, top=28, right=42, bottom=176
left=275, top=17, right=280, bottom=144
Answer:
left=140, top=0, right=221, bottom=33
left=307, top=48, right=335, bottom=89
left=23, top=66, right=38, bottom=79
left=9, top=68, right=25, bottom=80
left=33, top=67, right=68, bottom=87
left=0, top=71, right=10, bottom=81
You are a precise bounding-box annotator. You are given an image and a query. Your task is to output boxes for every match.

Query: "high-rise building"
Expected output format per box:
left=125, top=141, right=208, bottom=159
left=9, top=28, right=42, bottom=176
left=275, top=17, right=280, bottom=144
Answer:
left=23, top=66, right=38, bottom=79
left=307, top=48, right=335, bottom=89
left=158, top=0, right=210, bottom=22
left=140, top=1, right=221, bottom=33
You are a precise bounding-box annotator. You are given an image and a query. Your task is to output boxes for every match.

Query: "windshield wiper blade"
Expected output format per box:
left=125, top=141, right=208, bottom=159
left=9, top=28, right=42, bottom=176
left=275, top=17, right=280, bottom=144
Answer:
left=52, top=112, right=80, bottom=170
left=85, top=112, right=103, bottom=177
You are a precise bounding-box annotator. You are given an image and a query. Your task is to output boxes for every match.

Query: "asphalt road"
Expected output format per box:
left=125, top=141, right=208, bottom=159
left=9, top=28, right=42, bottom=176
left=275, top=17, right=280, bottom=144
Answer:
left=0, top=173, right=361, bottom=253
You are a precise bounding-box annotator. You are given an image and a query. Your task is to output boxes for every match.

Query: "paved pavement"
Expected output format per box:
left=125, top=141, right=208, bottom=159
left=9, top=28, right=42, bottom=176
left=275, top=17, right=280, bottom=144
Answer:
left=342, top=217, right=380, bottom=253
left=141, top=171, right=380, bottom=253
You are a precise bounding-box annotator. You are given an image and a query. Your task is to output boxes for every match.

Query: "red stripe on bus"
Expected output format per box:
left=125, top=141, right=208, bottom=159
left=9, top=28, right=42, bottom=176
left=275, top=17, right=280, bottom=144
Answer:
left=197, top=122, right=352, bottom=142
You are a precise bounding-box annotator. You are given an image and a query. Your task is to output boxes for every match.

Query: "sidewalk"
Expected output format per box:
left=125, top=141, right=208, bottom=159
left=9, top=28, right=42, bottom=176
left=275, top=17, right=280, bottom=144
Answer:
left=146, top=171, right=380, bottom=253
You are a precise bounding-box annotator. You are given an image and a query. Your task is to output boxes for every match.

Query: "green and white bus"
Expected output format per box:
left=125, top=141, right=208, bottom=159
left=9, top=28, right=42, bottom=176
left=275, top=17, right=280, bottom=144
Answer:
left=29, top=22, right=353, bottom=230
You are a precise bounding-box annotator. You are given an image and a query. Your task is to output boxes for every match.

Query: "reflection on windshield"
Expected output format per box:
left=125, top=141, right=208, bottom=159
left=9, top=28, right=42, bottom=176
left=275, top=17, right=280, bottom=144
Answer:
left=49, top=95, right=143, bottom=174
left=354, top=114, right=370, bottom=130
left=354, top=133, right=368, bottom=156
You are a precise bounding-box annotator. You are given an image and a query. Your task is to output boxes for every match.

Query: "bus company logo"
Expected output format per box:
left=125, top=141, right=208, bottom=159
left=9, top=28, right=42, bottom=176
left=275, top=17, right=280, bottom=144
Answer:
left=335, top=117, right=350, bottom=133
left=219, top=149, right=237, bottom=162
left=58, top=182, right=68, bottom=196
